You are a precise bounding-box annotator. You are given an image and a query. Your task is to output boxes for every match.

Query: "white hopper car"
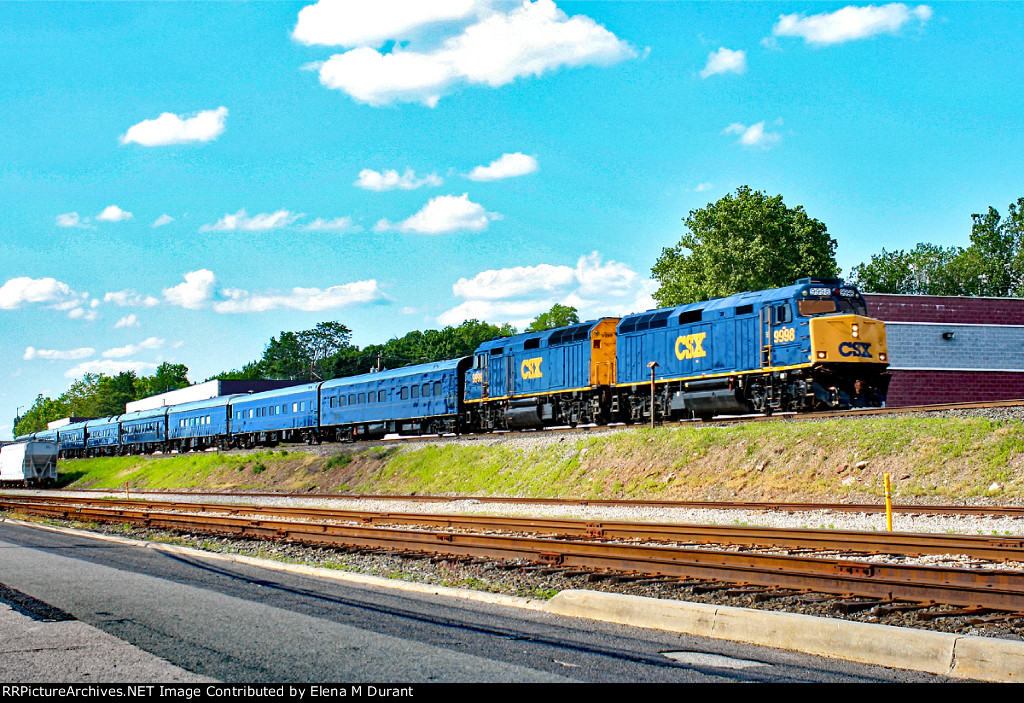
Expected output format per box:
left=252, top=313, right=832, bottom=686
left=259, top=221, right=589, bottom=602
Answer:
left=0, top=441, right=58, bottom=487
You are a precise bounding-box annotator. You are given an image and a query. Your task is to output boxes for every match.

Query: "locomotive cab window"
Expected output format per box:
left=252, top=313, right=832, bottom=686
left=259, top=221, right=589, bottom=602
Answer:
left=773, top=304, right=793, bottom=325
left=798, top=299, right=838, bottom=317
left=838, top=298, right=868, bottom=315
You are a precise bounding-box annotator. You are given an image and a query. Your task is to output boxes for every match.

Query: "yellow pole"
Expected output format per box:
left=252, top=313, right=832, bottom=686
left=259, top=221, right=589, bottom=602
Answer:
left=884, top=473, right=892, bottom=532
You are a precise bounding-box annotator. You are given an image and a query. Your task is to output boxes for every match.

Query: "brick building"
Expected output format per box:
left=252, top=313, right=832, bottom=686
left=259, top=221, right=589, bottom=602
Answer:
left=863, top=294, right=1024, bottom=406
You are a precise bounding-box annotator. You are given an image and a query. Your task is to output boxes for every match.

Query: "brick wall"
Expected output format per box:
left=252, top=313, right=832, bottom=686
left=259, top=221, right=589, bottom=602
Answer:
left=864, top=294, right=1024, bottom=325
left=883, top=322, right=1024, bottom=371
left=887, top=370, right=1024, bottom=406
left=861, top=293, right=1024, bottom=406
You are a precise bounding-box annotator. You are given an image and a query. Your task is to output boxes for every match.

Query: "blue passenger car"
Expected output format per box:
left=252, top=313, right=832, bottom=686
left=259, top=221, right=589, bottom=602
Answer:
left=85, top=416, right=122, bottom=456
left=57, top=421, right=88, bottom=459
left=119, top=407, right=168, bottom=454
left=319, top=359, right=470, bottom=441
left=167, top=395, right=240, bottom=452
left=229, top=384, right=319, bottom=447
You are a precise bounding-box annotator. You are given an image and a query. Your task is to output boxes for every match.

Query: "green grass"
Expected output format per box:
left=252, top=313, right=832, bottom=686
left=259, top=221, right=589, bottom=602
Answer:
left=52, top=415, right=1024, bottom=503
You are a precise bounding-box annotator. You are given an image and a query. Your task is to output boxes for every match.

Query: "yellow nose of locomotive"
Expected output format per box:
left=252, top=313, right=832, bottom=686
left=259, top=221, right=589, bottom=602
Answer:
left=809, top=315, right=888, bottom=364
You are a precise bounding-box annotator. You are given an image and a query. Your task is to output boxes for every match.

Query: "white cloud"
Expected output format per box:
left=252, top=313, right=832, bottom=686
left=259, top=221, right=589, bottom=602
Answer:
left=304, top=217, right=362, bottom=232
left=23, top=346, right=95, bottom=361
left=163, top=269, right=216, bottom=309
left=96, top=205, right=133, bottom=222
left=355, top=168, right=443, bottom=191
left=573, top=251, right=640, bottom=298
left=700, top=47, right=746, bottom=78
left=102, top=337, right=165, bottom=359
left=467, top=153, right=538, bottom=181
left=55, top=212, right=93, bottom=229
left=212, top=280, right=385, bottom=313
left=439, top=251, right=655, bottom=327
left=292, top=0, right=479, bottom=47
left=315, top=0, right=636, bottom=107
left=114, top=314, right=140, bottom=329
left=437, top=298, right=553, bottom=329
left=382, top=193, right=498, bottom=234
left=66, top=306, right=98, bottom=321
left=103, top=290, right=160, bottom=307
left=65, top=360, right=158, bottom=379
left=722, top=121, right=782, bottom=149
left=0, top=277, right=83, bottom=311
left=152, top=214, right=175, bottom=228
left=694, top=182, right=714, bottom=192
left=120, top=106, right=228, bottom=146
left=200, top=209, right=302, bottom=232
left=453, top=263, right=575, bottom=300
left=772, top=3, right=933, bottom=46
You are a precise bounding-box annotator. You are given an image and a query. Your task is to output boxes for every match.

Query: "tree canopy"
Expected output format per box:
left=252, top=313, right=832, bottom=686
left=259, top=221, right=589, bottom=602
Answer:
left=527, top=304, right=580, bottom=332
left=212, top=319, right=516, bottom=382
left=13, top=363, right=192, bottom=436
left=652, top=186, right=840, bottom=307
left=850, top=197, right=1024, bottom=297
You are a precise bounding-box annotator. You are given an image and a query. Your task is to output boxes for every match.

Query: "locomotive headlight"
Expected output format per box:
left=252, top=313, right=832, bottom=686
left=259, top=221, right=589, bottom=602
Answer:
left=851, top=323, right=860, bottom=338
left=879, top=353, right=888, bottom=362
left=817, top=351, right=827, bottom=359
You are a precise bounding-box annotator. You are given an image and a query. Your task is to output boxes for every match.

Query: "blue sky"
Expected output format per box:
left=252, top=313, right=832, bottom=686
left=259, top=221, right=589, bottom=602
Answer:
left=2, top=1, right=1022, bottom=438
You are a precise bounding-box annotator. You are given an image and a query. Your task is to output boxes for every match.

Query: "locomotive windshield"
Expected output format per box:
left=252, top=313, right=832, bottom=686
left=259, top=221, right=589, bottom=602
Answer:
left=797, top=297, right=867, bottom=317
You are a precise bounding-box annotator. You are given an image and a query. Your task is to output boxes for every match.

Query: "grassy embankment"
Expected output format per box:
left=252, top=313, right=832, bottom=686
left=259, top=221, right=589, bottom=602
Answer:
left=50, top=415, right=1024, bottom=504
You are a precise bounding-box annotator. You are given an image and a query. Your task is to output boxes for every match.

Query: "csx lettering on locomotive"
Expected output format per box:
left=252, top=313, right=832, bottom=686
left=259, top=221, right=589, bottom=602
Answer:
left=839, top=342, right=873, bottom=358
left=675, top=333, right=707, bottom=361
left=521, top=357, right=543, bottom=379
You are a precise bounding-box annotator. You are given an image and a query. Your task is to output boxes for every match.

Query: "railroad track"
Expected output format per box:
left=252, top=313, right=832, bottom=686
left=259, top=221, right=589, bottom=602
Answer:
left=57, top=487, right=1024, bottom=519
left=4, top=495, right=1024, bottom=615
left=5, top=494, right=1024, bottom=561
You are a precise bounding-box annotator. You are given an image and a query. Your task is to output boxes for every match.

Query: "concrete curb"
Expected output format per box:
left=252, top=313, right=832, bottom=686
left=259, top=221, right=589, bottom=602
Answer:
left=8, top=518, right=1024, bottom=681
left=545, top=590, right=1024, bottom=682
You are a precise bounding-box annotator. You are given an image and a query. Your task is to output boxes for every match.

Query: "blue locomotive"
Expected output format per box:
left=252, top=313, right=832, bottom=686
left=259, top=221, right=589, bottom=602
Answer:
left=460, top=278, right=889, bottom=430
left=22, top=279, right=888, bottom=457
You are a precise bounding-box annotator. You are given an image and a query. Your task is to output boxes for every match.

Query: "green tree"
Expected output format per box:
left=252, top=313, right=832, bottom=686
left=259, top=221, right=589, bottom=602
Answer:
left=13, top=394, right=63, bottom=436
left=296, top=321, right=353, bottom=380
left=527, top=304, right=580, bottom=332
left=209, top=361, right=265, bottom=381
left=960, top=198, right=1024, bottom=296
left=849, top=243, right=966, bottom=295
left=257, top=322, right=353, bottom=380
left=95, top=371, right=139, bottom=416
left=850, top=197, right=1024, bottom=297
left=652, top=186, right=840, bottom=306
left=136, top=362, right=190, bottom=398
